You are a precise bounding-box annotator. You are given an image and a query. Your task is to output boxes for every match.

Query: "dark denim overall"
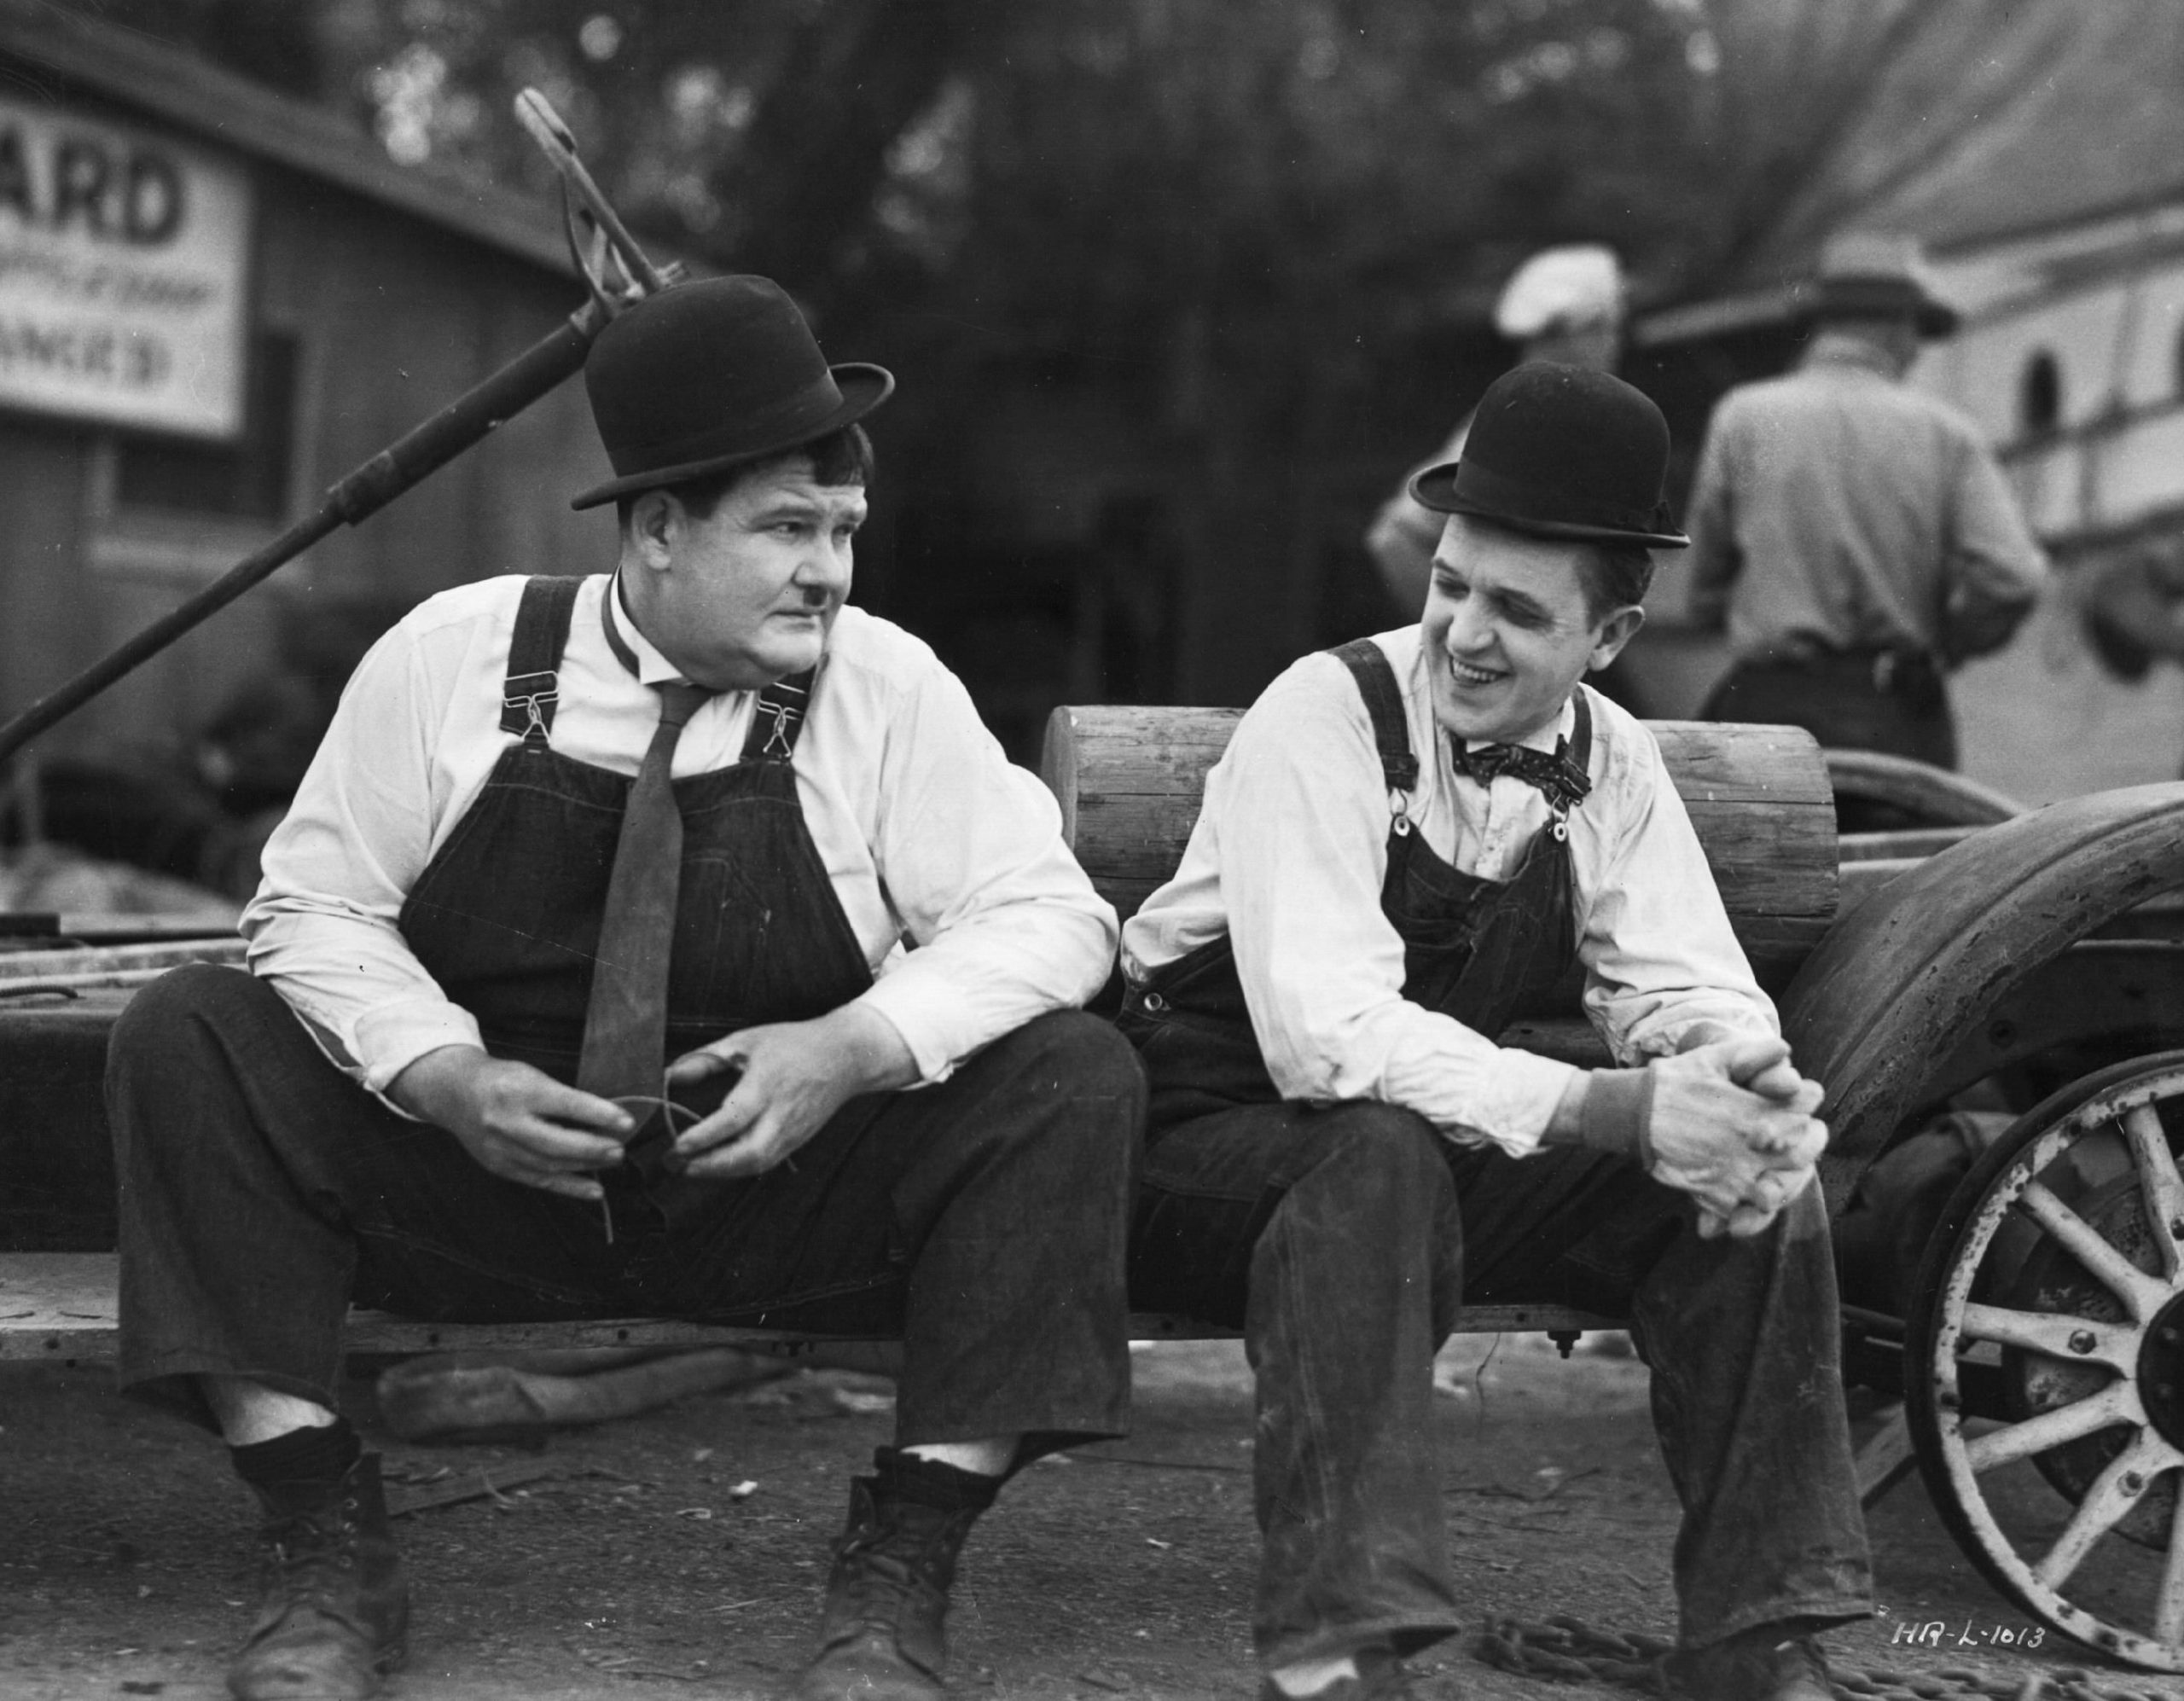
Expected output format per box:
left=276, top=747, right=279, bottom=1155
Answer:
left=1123, top=638, right=1589, bottom=1135
left=396, top=574, right=869, bottom=1234
left=1121, top=640, right=1872, bottom=1668
left=113, top=577, right=1139, bottom=1450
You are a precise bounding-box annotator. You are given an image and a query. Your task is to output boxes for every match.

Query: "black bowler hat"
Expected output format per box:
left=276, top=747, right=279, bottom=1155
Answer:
left=1409, top=363, right=1687, bottom=549
left=571, top=275, right=894, bottom=511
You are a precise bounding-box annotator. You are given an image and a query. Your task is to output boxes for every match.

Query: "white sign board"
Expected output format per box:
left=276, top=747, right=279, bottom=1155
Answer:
left=0, top=98, right=253, bottom=438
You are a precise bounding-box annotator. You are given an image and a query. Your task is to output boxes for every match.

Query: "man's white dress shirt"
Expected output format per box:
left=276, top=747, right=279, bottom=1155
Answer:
left=245, top=574, right=1118, bottom=1097
left=1121, top=626, right=1774, bottom=1158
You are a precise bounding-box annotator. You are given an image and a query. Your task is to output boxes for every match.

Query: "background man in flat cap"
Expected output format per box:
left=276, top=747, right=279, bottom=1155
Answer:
left=105, top=274, right=1141, bottom=1701
left=1123, top=363, right=1871, bottom=1701
left=1365, top=243, right=1626, bottom=617
left=1686, top=232, right=2048, bottom=789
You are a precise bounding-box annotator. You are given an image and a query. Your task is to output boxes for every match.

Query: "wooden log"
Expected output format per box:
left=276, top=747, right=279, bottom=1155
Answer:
left=0, top=936, right=244, bottom=984
left=1040, top=706, right=1837, bottom=991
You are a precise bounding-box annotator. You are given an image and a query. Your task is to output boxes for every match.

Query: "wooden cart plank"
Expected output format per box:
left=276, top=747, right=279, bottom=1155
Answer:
left=0, top=1253, right=1618, bottom=1360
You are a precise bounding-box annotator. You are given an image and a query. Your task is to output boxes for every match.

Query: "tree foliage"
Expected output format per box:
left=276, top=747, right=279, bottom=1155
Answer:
left=43, top=0, right=2112, bottom=712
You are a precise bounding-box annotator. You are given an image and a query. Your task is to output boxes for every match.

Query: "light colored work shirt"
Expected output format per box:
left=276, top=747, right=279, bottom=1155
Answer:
left=1685, top=340, right=2048, bottom=662
left=1120, top=626, right=1775, bottom=1158
left=245, top=573, right=1118, bottom=1097
left=1363, top=414, right=1471, bottom=618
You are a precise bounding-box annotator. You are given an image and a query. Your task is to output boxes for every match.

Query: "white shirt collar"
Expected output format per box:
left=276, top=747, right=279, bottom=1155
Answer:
left=1455, top=690, right=1578, bottom=756
left=608, top=571, right=690, bottom=688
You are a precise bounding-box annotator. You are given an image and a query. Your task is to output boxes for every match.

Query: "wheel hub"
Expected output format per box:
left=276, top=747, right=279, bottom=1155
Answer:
left=2136, top=1296, right=2184, bottom=1448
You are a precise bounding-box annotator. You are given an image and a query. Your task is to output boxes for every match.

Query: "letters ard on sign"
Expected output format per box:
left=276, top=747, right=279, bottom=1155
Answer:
left=0, top=97, right=252, bottom=438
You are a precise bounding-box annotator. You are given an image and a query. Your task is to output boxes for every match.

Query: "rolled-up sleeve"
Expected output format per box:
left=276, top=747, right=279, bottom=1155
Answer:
left=851, top=663, right=1118, bottom=1082
left=1211, top=663, right=1581, bottom=1157
left=1577, top=733, right=1779, bottom=1060
left=1943, top=428, right=2048, bottom=659
left=242, top=624, right=485, bottom=1097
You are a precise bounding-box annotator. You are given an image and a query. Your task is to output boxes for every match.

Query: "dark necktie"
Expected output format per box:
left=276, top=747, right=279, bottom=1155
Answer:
left=577, top=680, right=712, bottom=1112
left=1450, top=738, right=1592, bottom=815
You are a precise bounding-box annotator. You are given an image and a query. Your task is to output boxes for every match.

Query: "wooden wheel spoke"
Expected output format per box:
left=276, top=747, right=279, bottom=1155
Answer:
left=2158, top=1487, right=2184, bottom=1644
left=2123, top=1104, right=2184, bottom=1282
left=2033, top=1434, right=2181, bottom=1590
left=1965, top=1381, right=2140, bottom=1474
left=2020, top=1180, right=2171, bottom=1321
left=1960, top=1302, right=2135, bottom=1370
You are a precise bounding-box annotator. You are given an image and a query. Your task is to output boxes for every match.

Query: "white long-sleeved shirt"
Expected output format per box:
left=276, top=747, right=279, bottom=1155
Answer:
left=1684, top=340, right=2048, bottom=662
left=244, top=573, right=1118, bottom=1096
left=1119, top=626, right=1774, bottom=1157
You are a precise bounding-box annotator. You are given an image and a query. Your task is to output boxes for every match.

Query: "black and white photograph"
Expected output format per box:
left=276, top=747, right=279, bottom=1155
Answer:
left=3, top=4, right=2184, bottom=1698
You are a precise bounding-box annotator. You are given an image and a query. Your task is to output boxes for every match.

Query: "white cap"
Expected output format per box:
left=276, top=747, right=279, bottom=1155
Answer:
left=1492, top=244, right=1623, bottom=340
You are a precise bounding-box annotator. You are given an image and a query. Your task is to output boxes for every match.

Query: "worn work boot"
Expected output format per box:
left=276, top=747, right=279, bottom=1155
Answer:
left=229, top=1453, right=410, bottom=1701
left=795, top=1474, right=979, bottom=1701
left=1662, top=1623, right=1833, bottom=1701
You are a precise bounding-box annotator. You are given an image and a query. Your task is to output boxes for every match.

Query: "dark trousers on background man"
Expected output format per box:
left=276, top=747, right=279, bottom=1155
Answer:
left=1703, top=647, right=1954, bottom=775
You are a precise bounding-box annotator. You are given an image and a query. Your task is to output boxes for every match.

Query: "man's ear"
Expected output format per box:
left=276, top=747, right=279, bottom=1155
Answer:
left=1588, top=603, right=1645, bottom=672
left=627, top=490, right=681, bottom=569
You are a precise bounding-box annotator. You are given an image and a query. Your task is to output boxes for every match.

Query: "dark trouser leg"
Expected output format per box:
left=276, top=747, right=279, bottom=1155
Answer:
left=1621, top=1181, right=1873, bottom=1647
left=890, top=1013, right=1141, bottom=1450
left=1130, top=1100, right=1467, bottom=1668
left=114, top=969, right=1140, bottom=1454
left=1457, top=1148, right=1871, bottom=1649
left=636, top=1008, right=1144, bottom=1452
left=1701, top=659, right=1956, bottom=771
left=110, top=965, right=625, bottom=1426
left=1130, top=1101, right=1873, bottom=1669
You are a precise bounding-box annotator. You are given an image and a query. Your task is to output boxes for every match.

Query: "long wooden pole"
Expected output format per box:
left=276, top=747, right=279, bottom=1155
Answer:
left=0, top=91, right=659, bottom=769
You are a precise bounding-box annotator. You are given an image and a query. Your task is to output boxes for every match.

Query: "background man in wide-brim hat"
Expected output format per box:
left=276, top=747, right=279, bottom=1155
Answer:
left=1120, top=363, right=1873, bottom=1701
left=1683, top=231, right=2048, bottom=798
left=106, top=272, right=1143, bottom=1701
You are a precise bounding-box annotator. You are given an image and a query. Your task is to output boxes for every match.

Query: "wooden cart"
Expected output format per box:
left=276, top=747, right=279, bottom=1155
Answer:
left=7, top=705, right=2184, bottom=1669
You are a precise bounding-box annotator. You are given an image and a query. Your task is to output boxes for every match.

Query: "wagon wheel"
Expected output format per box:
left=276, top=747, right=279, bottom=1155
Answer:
left=1904, top=1051, right=2184, bottom=1669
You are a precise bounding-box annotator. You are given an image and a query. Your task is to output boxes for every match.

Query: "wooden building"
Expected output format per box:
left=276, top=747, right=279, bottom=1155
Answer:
left=1623, top=2, right=2184, bottom=806
left=0, top=5, right=612, bottom=781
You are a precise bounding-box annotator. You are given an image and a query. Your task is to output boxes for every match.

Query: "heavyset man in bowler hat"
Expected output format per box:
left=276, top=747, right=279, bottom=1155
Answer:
left=105, top=275, right=1142, bottom=1701
left=1122, top=364, right=1873, bottom=1700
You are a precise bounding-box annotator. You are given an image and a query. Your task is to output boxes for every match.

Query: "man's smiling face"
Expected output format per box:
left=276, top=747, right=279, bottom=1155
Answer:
left=1420, top=514, right=1641, bottom=746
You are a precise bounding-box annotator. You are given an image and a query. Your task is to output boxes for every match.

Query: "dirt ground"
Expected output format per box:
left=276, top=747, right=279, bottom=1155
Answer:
left=4, top=1334, right=2181, bottom=1701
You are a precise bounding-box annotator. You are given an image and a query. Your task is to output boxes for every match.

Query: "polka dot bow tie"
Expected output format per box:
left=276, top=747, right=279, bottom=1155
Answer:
left=1450, top=738, right=1593, bottom=814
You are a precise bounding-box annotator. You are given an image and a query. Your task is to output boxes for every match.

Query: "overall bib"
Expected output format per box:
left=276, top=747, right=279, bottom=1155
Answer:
left=113, top=578, right=1138, bottom=1450
left=1124, top=638, right=1589, bottom=1136
left=1121, top=641, right=1872, bottom=1667
left=396, top=574, right=872, bottom=1239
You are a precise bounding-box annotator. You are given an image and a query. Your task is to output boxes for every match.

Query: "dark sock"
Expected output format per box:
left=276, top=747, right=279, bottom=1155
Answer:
left=872, top=1446, right=1002, bottom=1515
left=231, top=1417, right=363, bottom=1507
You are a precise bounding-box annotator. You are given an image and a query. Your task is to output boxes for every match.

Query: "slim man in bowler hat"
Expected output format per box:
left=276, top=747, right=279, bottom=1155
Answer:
left=1121, top=364, right=1873, bottom=1699
left=105, top=275, right=1142, bottom=1701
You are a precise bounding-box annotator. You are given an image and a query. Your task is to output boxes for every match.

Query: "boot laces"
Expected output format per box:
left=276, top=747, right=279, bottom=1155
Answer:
left=259, top=1493, right=367, bottom=1618
left=831, top=1504, right=970, bottom=1631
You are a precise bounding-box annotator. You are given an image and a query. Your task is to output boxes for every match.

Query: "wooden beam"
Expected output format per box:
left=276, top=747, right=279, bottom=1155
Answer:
left=0, top=1253, right=1619, bottom=1361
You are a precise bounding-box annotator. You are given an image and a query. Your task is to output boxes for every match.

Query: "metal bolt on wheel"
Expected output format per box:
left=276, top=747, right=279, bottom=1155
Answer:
left=1906, top=1052, right=2184, bottom=1671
